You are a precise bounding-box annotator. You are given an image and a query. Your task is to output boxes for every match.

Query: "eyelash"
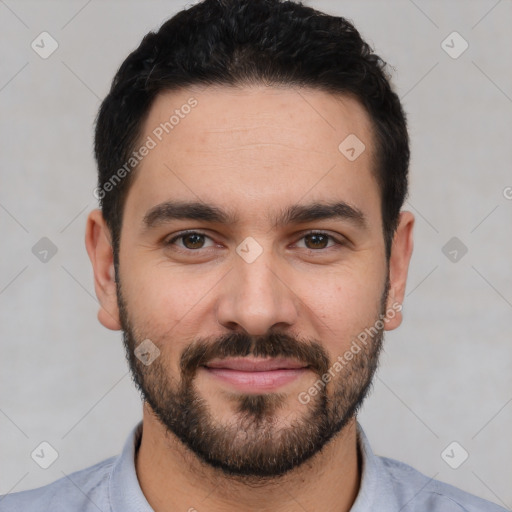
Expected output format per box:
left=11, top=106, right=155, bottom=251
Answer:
left=164, top=230, right=345, bottom=253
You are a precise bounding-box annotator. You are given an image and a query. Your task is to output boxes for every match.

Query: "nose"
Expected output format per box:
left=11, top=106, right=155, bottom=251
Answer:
left=215, top=251, right=299, bottom=335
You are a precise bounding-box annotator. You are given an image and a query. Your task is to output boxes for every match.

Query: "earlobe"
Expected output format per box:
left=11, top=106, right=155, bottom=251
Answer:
left=85, top=209, right=122, bottom=331
left=384, top=210, right=414, bottom=331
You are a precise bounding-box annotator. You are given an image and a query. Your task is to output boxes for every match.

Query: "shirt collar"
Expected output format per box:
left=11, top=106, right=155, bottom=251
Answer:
left=109, top=420, right=395, bottom=512
left=109, top=421, right=153, bottom=512
left=350, top=422, right=401, bottom=512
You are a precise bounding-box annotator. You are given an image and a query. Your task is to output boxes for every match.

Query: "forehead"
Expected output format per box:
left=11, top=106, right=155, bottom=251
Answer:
left=124, top=84, right=381, bottom=229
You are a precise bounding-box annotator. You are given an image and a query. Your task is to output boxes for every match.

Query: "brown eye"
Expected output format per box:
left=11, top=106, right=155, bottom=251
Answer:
left=294, top=231, right=344, bottom=252
left=166, top=231, right=215, bottom=251
left=303, top=233, right=330, bottom=249
left=181, top=233, right=205, bottom=249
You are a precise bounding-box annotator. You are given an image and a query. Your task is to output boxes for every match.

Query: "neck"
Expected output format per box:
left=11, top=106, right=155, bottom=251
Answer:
left=135, top=404, right=361, bottom=512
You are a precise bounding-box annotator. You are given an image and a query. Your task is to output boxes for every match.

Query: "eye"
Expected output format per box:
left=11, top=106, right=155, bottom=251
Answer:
left=295, top=231, right=343, bottom=250
left=165, top=231, right=215, bottom=250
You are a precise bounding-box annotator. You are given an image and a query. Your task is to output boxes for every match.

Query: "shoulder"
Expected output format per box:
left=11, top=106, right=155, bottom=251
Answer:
left=380, top=455, right=508, bottom=512
left=0, top=455, right=117, bottom=512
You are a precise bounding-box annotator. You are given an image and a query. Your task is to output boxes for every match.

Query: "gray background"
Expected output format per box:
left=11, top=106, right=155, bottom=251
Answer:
left=1, top=0, right=511, bottom=508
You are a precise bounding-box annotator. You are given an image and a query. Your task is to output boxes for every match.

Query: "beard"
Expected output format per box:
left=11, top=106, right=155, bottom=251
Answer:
left=117, top=273, right=389, bottom=483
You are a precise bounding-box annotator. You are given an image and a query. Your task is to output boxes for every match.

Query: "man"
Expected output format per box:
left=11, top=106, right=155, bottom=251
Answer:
left=1, top=0, right=506, bottom=511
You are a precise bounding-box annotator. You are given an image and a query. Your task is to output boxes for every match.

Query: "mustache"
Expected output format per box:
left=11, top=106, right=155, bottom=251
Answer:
left=180, top=331, right=330, bottom=381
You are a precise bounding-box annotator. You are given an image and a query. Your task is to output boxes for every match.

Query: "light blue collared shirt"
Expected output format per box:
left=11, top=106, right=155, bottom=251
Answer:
left=0, top=421, right=507, bottom=511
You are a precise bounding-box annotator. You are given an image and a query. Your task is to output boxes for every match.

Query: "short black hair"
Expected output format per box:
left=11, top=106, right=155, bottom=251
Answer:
left=94, top=0, right=409, bottom=263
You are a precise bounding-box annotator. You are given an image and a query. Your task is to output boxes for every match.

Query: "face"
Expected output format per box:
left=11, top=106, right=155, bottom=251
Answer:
left=89, top=84, right=412, bottom=481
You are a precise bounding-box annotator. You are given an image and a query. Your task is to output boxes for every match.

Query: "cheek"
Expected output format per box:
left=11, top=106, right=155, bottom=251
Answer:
left=119, top=256, right=221, bottom=335
left=298, top=268, right=384, bottom=354
left=119, top=264, right=219, bottom=377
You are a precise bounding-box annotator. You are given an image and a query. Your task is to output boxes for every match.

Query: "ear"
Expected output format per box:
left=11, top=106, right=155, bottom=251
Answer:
left=384, top=210, right=414, bottom=331
left=85, top=209, right=122, bottom=330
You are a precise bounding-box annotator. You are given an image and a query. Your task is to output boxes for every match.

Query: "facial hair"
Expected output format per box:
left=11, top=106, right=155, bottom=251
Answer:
left=117, top=274, right=389, bottom=482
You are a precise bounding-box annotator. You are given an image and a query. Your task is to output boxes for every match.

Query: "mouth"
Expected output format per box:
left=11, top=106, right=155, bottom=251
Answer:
left=204, top=357, right=309, bottom=372
left=201, top=357, right=310, bottom=392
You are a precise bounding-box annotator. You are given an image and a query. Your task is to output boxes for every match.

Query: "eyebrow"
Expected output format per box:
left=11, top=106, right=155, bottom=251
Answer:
left=142, top=200, right=367, bottom=231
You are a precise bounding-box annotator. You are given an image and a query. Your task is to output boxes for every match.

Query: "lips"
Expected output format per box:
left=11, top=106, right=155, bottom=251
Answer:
left=203, top=357, right=309, bottom=372
left=202, top=357, right=310, bottom=392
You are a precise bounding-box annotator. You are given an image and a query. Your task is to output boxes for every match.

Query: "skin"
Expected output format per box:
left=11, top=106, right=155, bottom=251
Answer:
left=85, top=84, right=414, bottom=512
